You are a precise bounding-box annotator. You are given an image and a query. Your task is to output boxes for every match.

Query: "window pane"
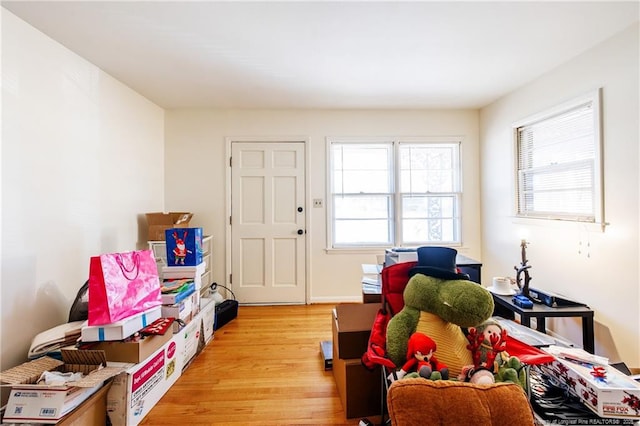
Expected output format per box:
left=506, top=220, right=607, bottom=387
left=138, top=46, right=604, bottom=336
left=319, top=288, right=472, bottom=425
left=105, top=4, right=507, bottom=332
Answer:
left=402, top=195, right=455, bottom=218
left=332, top=144, right=390, bottom=194
left=401, top=195, right=457, bottom=243
left=338, top=171, right=389, bottom=193
left=403, top=218, right=455, bottom=243
left=334, top=219, right=391, bottom=244
left=334, top=195, right=391, bottom=219
left=400, top=145, right=457, bottom=192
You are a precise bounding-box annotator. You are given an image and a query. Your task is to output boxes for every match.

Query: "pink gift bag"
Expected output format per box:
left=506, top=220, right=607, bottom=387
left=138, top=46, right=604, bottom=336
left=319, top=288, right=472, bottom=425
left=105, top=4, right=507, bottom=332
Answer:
left=88, top=249, right=161, bottom=326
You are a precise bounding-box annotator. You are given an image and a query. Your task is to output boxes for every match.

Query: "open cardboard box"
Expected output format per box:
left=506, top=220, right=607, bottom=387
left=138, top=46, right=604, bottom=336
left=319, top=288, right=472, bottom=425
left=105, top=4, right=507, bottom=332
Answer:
left=331, top=303, right=383, bottom=419
left=145, top=212, right=193, bottom=242
left=332, top=303, right=380, bottom=360
left=106, top=332, right=183, bottom=425
left=1, top=349, right=124, bottom=424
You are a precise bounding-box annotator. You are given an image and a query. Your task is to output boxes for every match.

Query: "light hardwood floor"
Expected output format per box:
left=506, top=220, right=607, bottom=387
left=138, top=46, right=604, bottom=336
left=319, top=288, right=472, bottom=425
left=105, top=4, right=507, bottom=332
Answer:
left=140, top=304, right=378, bottom=426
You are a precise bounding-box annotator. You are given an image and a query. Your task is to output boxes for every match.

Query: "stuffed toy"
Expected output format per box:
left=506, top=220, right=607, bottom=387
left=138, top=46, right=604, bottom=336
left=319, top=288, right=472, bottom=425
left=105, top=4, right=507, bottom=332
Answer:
left=460, top=319, right=527, bottom=388
left=386, top=247, right=495, bottom=379
left=393, top=332, right=449, bottom=381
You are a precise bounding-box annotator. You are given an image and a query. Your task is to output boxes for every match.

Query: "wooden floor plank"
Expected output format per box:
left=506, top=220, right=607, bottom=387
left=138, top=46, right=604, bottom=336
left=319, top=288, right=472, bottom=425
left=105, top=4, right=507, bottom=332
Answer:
left=139, top=304, right=374, bottom=425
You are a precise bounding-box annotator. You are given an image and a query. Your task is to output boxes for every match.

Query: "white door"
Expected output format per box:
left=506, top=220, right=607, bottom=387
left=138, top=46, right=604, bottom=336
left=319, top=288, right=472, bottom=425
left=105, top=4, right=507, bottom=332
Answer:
left=230, top=142, right=306, bottom=304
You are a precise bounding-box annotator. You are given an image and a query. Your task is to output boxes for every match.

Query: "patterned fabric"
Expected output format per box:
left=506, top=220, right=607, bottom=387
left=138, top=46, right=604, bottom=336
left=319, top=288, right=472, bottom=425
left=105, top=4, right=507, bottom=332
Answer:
left=416, top=311, right=472, bottom=378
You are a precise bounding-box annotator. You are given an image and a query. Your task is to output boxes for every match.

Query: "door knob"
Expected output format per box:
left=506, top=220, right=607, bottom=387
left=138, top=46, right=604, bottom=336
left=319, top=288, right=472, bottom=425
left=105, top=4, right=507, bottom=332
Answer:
left=297, top=229, right=304, bottom=235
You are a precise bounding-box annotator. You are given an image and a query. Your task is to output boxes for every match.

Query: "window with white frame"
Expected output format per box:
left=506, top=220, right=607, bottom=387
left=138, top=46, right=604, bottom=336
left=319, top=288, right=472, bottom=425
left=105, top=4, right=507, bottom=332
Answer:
left=514, top=89, right=604, bottom=227
left=328, top=138, right=462, bottom=248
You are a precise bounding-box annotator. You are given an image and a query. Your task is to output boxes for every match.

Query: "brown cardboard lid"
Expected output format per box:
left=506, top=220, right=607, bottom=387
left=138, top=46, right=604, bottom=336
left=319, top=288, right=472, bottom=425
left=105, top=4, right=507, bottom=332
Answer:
left=145, top=212, right=193, bottom=225
left=0, top=350, right=126, bottom=388
left=0, top=356, right=63, bottom=385
left=334, top=303, right=380, bottom=332
left=61, top=349, right=107, bottom=367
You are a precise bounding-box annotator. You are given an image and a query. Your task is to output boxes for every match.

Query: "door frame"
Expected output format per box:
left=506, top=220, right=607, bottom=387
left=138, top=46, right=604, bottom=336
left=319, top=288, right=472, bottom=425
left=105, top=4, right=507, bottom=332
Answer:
left=225, top=136, right=311, bottom=304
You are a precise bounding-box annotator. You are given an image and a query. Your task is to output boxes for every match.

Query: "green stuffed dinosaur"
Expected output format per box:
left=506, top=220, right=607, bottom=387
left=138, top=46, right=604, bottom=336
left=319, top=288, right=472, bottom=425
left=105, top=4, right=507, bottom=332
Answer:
left=386, top=273, right=495, bottom=379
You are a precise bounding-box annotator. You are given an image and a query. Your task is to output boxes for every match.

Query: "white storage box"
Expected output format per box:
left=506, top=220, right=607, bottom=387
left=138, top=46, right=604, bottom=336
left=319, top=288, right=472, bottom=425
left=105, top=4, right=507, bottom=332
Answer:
left=200, top=298, right=215, bottom=345
left=161, top=262, right=206, bottom=289
left=106, top=333, right=183, bottom=425
left=81, top=307, right=161, bottom=342
left=179, top=316, right=201, bottom=371
left=161, top=297, right=192, bottom=323
left=384, top=248, right=418, bottom=265
left=540, top=348, right=640, bottom=420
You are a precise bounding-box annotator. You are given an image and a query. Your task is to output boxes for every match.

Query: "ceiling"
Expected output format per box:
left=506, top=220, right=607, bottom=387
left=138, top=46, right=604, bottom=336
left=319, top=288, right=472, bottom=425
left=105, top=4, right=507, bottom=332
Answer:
left=3, top=1, right=638, bottom=110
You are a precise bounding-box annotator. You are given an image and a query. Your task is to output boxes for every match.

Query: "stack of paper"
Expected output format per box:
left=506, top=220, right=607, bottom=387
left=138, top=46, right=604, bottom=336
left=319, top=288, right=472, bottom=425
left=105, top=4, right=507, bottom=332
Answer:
left=28, top=321, right=85, bottom=359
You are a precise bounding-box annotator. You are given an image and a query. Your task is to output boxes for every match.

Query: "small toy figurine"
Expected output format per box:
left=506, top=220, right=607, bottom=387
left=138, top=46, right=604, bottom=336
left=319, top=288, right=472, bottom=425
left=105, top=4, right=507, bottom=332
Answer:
left=590, top=365, right=607, bottom=383
left=460, top=319, right=526, bottom=388
left=394, top=332, right=449, bottom=381
left=172, top=230, right=192, bottom=265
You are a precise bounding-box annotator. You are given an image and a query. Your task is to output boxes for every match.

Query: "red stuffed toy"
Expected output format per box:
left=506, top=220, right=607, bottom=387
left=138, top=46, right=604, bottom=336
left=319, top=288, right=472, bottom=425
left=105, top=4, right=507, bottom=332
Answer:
left=398, top=332, right=449, bottom=380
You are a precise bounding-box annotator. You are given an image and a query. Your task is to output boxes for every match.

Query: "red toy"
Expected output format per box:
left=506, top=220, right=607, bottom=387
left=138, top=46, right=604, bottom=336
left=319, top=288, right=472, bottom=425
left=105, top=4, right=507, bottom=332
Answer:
left=171, top=230, right=192, bottom=265
left=401, top=332, right=449, bottom=380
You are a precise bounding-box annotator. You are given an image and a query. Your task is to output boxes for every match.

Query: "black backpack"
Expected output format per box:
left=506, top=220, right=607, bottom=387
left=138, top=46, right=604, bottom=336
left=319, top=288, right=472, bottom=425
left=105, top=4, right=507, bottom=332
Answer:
left=68, top=280, right=89, bottom=322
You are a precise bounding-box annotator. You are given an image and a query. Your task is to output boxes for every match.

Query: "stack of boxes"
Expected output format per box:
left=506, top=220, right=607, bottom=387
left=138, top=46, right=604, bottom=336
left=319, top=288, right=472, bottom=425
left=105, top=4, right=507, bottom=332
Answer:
left=331, top=303, right=383, bottom=419
left=161, top=227, right=207, bottom=369
left=0, top=217, right=219, bottom=426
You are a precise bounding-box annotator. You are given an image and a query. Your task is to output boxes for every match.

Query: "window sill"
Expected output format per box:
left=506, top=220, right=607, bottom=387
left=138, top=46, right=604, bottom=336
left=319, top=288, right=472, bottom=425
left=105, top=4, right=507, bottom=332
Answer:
left=511, top=216, right=607, bottom=233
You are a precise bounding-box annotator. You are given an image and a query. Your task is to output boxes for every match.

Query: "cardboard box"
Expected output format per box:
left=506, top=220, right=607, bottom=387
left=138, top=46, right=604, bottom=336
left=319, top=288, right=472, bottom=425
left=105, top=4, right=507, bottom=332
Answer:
left=164, top=227, right=203, bottom=267
left=106, top=333, right=182, bottom=426
left=179, top=315, right=201, bottom=371
left=539, top=354, right=640, bottom=419
left=332, top=303, right=379, bottom=360
left=199, top=297, right=215, bottom=345
left=89, top=332, right=173, bottom=364
left=332, top=336, right=382, bottom=419
left=146, top=212, right=193, bottom=242
left=1, top=350, right=124, bottom=424
left=81, top=307, right=162, bottom=342
left=58, top=380, right=111, bottom=426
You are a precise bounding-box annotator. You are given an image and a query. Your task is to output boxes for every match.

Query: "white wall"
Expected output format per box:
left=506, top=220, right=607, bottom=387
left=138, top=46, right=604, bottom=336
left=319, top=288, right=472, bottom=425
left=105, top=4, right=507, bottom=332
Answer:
left=480, top=23, right=639, bottom=366
left=0, top=10, right=165, bottom=370
left=164, top=109, right=481, bottom=302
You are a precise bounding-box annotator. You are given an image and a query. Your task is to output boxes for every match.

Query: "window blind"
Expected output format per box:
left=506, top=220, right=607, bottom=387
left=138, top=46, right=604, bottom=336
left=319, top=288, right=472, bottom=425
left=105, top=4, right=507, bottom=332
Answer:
left=516, top=95, right=601, bottom=223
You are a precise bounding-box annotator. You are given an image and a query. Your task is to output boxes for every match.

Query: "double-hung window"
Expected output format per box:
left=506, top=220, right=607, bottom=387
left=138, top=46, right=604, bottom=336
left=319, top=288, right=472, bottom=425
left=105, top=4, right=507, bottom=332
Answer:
left=328, top=138, right=462, bottom=248
left=514, top=89, right=604, bottom=228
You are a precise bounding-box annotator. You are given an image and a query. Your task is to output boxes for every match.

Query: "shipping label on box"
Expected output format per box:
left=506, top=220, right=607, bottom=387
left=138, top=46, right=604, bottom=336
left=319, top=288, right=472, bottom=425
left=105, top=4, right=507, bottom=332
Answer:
left=106, top=333, right=182, bottom=425
left=540, top=356, right=640, bottom=419
left=3, top=384, right=103, bottom=423
left=165, top=227, right=203, bottom=267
